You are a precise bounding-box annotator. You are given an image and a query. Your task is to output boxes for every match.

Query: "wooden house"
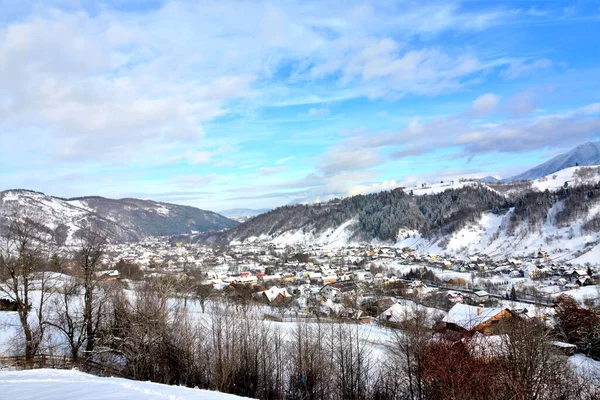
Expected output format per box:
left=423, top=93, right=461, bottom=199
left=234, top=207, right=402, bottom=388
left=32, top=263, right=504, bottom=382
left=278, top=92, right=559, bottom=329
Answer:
left=442, top=303, right=515, bottom=335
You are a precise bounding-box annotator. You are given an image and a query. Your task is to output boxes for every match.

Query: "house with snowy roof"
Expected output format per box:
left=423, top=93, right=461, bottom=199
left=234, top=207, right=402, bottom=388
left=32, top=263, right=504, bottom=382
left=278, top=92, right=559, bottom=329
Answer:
left=442, top=303, right=515, bottom=335
left=260, top=286, right=292, bottom=303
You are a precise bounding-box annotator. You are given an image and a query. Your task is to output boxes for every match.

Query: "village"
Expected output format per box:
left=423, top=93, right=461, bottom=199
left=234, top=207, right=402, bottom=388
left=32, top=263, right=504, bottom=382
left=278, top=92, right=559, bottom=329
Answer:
left=98, top=236, right=600, bottom=327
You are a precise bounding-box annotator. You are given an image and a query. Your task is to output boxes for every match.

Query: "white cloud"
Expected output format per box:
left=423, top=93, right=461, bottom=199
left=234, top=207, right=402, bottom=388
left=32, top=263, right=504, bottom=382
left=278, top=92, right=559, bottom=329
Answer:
left=275, top=156, right=295, bottom=165
left=577, top=102, right=600, bottom=115
left=171, top=174, right=218, bottom=188
left=470, top=93, right=501, bottom=116
left=298, top=107, right=331, bottom=118
left=501, top=58, right=552, bottom=80
left=0, top=8, right=255, bottom=163
left=189, top=151, right=212, bottom=165
left=319, top=149, right=381, bottom=175
left=260, top=166, right=290, bottom=175
left=505, top=91, right=540, bottom=117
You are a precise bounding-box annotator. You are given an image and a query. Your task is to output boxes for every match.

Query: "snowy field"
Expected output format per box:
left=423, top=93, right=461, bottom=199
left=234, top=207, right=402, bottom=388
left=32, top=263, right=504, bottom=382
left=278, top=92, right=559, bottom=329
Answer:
left=0, top=369, right=250, bottom=399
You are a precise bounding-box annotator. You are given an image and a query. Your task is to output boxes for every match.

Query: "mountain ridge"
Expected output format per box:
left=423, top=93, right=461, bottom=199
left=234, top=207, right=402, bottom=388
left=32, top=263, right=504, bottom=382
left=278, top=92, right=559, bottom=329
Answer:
left=508, top=141, right=600, bottom=181
left=0, top=189, right=238, bottom=245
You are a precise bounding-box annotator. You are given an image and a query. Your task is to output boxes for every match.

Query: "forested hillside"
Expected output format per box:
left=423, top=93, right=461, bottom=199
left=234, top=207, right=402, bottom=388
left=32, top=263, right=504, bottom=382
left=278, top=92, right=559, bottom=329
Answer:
left=198, top=185, right=510, bottom=244
left=197, top=180, right=600, bottom=259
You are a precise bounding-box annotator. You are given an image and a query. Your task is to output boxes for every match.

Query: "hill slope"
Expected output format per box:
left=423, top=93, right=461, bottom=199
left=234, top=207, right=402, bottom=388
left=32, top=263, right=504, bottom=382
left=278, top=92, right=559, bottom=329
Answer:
left=0, top=189, right=238, bottom=245
left=198, top=185, right=510, bottom=245
left=509, top=141, right=600, bottom=181
left=196, top=175, right=600, bottom=264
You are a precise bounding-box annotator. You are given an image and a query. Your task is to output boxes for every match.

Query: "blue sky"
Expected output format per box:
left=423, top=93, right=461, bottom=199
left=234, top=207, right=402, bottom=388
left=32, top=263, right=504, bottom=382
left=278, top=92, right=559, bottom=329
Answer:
left=0, top=0, right=599, bottom=211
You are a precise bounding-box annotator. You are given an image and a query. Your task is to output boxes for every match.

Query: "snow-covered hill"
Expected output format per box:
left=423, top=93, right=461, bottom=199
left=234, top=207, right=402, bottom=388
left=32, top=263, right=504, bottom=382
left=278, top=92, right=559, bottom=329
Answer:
left=0, top=189, right=238, bottom=245
left=508, top=141, right=600, bottom=181
left=220, top=208, right=271, bottom=222
left=0, top=369, right=249, bottom=400
left=199, top=165, right=600, bottom=266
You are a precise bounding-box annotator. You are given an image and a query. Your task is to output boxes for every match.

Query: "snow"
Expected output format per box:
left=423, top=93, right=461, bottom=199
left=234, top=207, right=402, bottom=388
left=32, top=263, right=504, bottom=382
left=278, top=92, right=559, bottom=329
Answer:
left=155, top=205, right=170, bottom=216
left=0, top=369, right=250, bottom=399
left=569, top=354, right=600, bottom=380
left=531, top=165, right=600, bottom=192
left=378, top=299, right=445, bottom=326
left=551, top=285, right=600, bottom=304
left=66, top=199, right=93, bottom=212
left=404, top=180, right=475, bottom=196
left=269, top=217, right=359, bottom=248
left=570, top=242, right=600, bottom=265
left=442, top=303, right=506, bottom=331
left=445, top=212, right=505, bottom=253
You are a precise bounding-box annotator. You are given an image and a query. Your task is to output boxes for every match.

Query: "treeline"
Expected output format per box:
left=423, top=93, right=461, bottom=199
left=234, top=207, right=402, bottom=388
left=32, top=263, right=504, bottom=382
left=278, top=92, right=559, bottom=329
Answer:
left=201, top=179, right=600, bottom=245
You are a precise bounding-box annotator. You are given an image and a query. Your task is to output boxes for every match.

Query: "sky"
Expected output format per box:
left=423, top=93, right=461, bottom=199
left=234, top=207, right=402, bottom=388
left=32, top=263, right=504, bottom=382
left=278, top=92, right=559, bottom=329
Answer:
left=0, top=0, right=599, bottom=212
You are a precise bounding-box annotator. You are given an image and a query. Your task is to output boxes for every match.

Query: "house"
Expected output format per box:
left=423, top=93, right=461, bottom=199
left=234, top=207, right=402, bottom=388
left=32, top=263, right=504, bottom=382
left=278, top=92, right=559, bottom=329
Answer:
left=571, top=269, right=589, bottom=279
left=577, top=276, right=593, bottom=286
left=262, top=274, right=282, bottom=282
left=321, top=275, right=338, bottom=284
left=281, top=273, right=297, bottom=282
left=442, top=303, right=514, bottom=335
left=234, top=275, right=258, bottom=285
left=409, top=280, right=426, bottom=289
left=472, top=290, right=490, bottom=302
left=379, top=300, right=441, bottom=328
left=96, top=270, right=120, bottom=280
left=379, top=302, right=415, bottom=324
left=261, top=286, right=292, bottom=303
left=320, top=284, right=343, bottom=302
left=447, top=291, right=464, bottom=303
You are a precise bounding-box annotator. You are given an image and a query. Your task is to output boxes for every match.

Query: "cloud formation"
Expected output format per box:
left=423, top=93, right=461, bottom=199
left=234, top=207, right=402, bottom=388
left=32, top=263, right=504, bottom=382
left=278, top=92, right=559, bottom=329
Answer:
left=470, top=93, right=501, bottom=116
left=0, top=0, right=598, bottom=210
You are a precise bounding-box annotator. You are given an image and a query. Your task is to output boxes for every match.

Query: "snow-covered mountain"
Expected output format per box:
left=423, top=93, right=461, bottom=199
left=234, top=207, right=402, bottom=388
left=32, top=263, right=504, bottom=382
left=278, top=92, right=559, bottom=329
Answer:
left=0, top=189, right=238, bottom=245
left=196, top=165, right=600, bottom=265
left=219, top=208, right=271, bottom=222
left=508, top=141, right=600, bottom=181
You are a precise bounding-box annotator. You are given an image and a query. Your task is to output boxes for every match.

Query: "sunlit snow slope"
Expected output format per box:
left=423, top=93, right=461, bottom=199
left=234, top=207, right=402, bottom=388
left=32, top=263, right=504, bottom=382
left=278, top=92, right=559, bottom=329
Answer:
left=0, top=369, right=251, bottom=400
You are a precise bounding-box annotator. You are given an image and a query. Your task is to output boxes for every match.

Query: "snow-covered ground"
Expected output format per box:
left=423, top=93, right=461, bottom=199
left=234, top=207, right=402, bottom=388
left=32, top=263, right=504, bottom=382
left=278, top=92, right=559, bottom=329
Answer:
left=531, top=165, right=600, bottom=192
left=569, top=354, right=600, bottom=381
left=0, top=369, right=250, bottom=399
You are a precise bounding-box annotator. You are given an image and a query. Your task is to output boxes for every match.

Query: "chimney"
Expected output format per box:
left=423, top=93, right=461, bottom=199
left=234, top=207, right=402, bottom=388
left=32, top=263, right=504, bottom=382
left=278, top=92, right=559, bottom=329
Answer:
left=477, top=308, right=482, bottom=316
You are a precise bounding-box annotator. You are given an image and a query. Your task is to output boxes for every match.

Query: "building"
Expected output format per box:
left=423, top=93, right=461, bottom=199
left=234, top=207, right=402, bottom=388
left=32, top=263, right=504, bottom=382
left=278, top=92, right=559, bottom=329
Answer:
left=442, top=303, right=515, bottom=335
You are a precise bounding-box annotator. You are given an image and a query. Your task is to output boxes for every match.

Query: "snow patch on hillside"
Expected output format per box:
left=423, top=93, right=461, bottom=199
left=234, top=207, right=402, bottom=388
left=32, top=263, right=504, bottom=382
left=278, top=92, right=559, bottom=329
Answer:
left=445, top=212, right=505, bottom=253
left=404, top=181, right=476, bottom=196
left=531, top=165, right=600, bottom=192
left=244, top=218, right=361, bottom=248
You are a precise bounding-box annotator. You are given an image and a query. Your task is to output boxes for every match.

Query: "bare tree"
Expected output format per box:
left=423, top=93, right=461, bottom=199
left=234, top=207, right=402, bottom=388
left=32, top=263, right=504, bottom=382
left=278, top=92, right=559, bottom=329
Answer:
left=194, top=283, right=214, bottom=313
left=47, top=277, right=86, bottom=363
left=498, top=318, right=574, bottom=399
left=388, top=303, right=432, bottom=400
left=0, top=213, right=54, bottom=363
left=288, top=322, right=332, bottom=399
left=73, top=226, right=108, bottom=357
